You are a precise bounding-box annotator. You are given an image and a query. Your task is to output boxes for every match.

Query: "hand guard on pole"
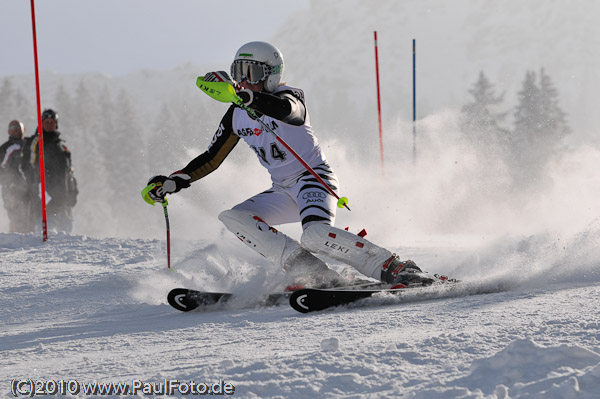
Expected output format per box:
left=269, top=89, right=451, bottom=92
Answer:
left=203, top=71, right=236, bottom=86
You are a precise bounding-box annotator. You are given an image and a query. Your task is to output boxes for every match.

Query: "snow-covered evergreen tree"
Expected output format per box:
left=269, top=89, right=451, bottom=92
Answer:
left=147, top=103, right=179, bottom=173
left=0, top=78, right=34, bottom=132
left=538, top=68, right=570, bottom=143
left=460, top=71, right=509, bottom=155
left=0, top=79, right=16, bottom=126
left=510, top=69, right=570, bottom=189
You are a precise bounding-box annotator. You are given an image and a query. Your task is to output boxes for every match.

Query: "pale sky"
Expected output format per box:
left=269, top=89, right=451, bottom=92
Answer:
left=1, top=0, right=309, bottom=77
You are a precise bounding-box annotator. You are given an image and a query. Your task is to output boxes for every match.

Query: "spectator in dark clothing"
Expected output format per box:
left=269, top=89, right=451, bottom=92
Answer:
left=22, top=109, right=78, bottom=233
left=0, top=120, right=34, bottom=233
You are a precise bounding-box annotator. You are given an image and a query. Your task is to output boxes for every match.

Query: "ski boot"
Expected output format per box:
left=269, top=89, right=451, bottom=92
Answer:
left=380, top=254, right=435, bottom=288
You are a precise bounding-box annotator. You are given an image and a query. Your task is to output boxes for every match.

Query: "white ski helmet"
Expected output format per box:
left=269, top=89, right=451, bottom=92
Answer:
left=231, top=41, right=284, bottom=92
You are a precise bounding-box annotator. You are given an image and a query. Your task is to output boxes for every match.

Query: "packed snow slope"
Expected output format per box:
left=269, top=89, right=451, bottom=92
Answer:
left=1, top=226, right=599, bottom=398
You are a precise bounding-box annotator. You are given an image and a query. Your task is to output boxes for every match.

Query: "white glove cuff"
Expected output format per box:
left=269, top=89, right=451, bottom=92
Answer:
left=157, top=179, right=176, bottom=196
left=169, top=172, right=191, bottom=181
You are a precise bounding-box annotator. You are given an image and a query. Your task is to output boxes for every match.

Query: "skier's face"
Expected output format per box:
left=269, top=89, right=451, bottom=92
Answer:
left=239, top=79, right=264, bottom=92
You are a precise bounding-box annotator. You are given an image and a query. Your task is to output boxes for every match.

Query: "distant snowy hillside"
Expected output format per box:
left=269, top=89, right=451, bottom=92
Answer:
left=1, top=232, right=599, bottom=398
left=276, top=0, right=600, bottom=137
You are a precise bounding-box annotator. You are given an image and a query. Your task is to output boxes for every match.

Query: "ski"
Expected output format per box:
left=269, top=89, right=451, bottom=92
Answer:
left=167, top=288, right=290, bottom=312
left=289, top=277, right=460, bottom=313
left=167, top=278, right=468, bottom=313
left=167, top=288, right=229, bottom=312
left=167, top=281, right=384, bottom=312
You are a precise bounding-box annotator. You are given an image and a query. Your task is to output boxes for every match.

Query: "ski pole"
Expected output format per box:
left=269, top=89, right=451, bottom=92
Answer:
left=162, top=201, right=171, bottom=270
left=141, top=183, right=172, bottom=270
left=196, top=77, right=350, bottom=211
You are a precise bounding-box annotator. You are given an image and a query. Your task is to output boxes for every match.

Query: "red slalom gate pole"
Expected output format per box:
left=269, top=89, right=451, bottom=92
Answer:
left=373, top=31, right=384, bottom=176
left=29, top=0, right=48, bottom=241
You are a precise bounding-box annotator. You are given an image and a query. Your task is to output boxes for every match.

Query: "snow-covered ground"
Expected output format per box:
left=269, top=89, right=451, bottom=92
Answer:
left=1, top=229, right=599, bottom=398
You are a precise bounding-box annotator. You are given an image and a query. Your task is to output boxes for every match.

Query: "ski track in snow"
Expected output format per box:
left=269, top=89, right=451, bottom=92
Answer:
left=1, top=232, right=600, bottom=398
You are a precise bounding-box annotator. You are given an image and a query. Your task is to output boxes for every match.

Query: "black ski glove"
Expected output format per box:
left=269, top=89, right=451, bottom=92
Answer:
left=146, top=172, right=191, bottom=203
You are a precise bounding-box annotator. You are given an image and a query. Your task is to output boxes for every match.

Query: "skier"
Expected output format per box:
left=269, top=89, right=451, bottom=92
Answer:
left=0, top=120, right=34, bottom=233
left=146, top=41, right=431, bottom=288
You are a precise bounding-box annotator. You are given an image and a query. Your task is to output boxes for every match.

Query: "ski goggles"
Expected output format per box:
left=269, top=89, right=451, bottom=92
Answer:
left=42, top=110, right=58, bottom=121
left=231, top=60, right=272, bottom=84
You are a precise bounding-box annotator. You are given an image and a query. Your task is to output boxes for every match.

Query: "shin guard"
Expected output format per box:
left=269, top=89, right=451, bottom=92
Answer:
left=218, top=209, right=301, bottom=268
left=301, top=223, right=392, bottom=279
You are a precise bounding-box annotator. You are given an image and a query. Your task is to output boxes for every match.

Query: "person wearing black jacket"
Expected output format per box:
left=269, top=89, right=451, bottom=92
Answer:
left=0, top=120, right=34, bottom=233
left=22, top=109, right=78, bottom=233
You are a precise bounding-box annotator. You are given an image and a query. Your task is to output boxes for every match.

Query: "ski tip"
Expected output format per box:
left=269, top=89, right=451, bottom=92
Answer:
left=289, top=289, right=314, bottom=313
left=167, top=288, right=198, bottom=312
